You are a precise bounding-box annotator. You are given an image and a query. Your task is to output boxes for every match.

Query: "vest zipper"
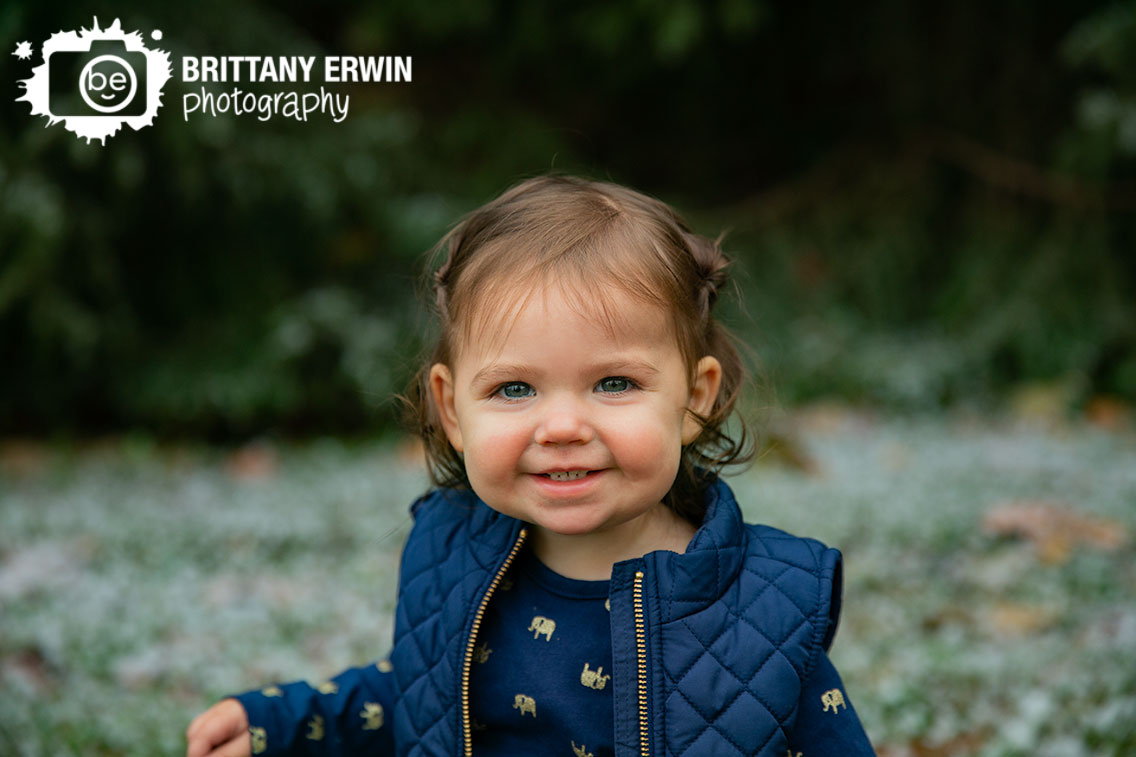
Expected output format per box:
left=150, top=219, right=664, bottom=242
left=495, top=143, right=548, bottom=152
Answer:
left=461, top=526, right=527, bottom=756
left=633, top=569, right=650, bottom=756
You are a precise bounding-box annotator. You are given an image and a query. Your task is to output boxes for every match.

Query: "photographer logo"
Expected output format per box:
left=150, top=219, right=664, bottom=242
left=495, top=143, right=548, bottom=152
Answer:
left=15, top=17, right=171, bottom=144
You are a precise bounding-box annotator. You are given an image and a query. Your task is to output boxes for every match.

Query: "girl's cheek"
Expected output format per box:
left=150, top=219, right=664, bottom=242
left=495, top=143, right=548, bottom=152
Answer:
left=607, top=414, right=681, bottom=455
left=475, top=417, right=531, bottom=449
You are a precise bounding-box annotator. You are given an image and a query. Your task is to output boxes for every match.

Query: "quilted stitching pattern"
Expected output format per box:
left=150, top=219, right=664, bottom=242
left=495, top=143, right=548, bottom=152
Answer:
left=385, top=481, right=839, bottom=757
left=652, top=483, right=838, bottom=757
left=389, top=491, right=520, bottom=755
left=661, top=556, right=821, bottom=756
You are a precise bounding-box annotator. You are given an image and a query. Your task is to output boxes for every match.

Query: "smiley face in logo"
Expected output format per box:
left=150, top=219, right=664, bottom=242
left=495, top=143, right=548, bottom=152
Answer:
left=79, top=54, right=137, bottom=113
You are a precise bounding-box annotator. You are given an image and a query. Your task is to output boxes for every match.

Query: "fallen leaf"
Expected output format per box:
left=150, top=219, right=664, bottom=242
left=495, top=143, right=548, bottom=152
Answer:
left=920, top=604, right=974, bottom=632
left=877, top=728, right=990, bottom=757
left=1084, top=395, right=1132, bottom=432
left=988, top=601, right=1058, bottom=636
left=759, top=431, right=821, bottom=475
left=982, top=500, right=1129, bottom=565
left=225, top=440, right=278, bottom=480
left=2, top=647, right=56, bottom=695
left=0, top=438, right=49, bottom=477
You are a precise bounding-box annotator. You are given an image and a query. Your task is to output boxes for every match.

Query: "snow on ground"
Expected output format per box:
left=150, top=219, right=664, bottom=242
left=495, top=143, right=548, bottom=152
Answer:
left=1, top=417, right=1133, bottom=755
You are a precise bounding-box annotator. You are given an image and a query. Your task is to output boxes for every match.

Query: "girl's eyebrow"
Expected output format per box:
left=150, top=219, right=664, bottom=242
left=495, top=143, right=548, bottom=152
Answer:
left=470, top=360, right=660, bottom=387
left=592, top=360, right=660, bottom=378
left=470, top=364, right=531, bottom=387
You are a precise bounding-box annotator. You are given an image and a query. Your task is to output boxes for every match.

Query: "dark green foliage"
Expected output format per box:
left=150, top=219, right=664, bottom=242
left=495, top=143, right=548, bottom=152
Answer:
left=2, top=0, right=1133, bottom=436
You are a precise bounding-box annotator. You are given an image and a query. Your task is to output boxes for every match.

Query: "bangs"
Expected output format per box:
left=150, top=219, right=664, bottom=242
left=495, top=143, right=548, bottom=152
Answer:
left=449, top=227, right=683, bottom=361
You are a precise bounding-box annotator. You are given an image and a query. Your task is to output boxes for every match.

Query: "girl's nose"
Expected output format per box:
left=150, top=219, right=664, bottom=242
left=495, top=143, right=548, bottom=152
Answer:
left=534, top=397, right=594, bottom=446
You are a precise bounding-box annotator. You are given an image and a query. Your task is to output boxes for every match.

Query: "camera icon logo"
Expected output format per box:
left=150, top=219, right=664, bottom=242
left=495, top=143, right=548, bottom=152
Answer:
left=15, top=18, right=171, bottom=144
left=51, top=40, right=147, bottom=116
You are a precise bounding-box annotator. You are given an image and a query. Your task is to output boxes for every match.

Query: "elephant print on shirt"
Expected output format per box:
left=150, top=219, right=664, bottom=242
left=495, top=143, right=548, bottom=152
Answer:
left=513, top=693, right=536, bottom=717
left=527, top=615, right=556, bottom=641
left=580, top=662, right=610, bottom=690
left=250, top=726, right=267, bottom=754
left=821, top=688, right=847, bottom=713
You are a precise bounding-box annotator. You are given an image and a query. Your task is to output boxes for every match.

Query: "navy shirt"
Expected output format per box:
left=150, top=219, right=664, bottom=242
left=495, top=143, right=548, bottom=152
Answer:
left=468, top=546, right=614, bottom=756
left=467, top=547, right=874, bottom=756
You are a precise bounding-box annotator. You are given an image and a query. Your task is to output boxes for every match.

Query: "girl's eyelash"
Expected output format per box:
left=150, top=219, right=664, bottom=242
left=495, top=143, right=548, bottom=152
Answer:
left=492, top=382, right=534, bottom=401
left=596, top=376, right=638, bottom=394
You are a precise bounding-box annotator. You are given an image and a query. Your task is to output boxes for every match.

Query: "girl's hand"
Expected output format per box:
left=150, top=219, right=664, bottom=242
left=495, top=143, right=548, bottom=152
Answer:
left=185, top=698, right=252, bottom=757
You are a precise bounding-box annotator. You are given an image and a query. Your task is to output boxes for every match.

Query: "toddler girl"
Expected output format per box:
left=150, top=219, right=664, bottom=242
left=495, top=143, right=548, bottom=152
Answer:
left=186, top=175, right=875, bottom=756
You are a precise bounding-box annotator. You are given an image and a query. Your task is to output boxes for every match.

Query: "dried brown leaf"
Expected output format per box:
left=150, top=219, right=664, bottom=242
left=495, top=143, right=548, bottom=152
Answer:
left=982, top=500, right=1129, bottom=565
left=1085, top=394, right=1132, bottom=432
left=225, top=440, right=278, bottom=480
left=988, top=601, right=1058, bottom=637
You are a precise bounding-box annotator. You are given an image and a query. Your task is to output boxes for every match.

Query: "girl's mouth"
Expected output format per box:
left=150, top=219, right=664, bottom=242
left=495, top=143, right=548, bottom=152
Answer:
left=544, top=470, right=590, bottom=482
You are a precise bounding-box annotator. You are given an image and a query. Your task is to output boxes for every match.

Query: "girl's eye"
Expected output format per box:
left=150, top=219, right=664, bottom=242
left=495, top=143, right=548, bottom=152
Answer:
left=497, top=382, right=534, bottom=400
left=597, top=377, right=633, bottom=394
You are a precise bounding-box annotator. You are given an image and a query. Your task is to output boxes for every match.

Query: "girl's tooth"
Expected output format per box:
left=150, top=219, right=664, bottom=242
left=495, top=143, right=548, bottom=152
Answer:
left=547, top=470, right=587, bottom=481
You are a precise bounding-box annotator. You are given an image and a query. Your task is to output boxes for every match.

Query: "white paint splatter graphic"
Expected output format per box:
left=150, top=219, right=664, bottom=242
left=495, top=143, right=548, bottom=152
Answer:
left=15, top=17, right=172, bottom=145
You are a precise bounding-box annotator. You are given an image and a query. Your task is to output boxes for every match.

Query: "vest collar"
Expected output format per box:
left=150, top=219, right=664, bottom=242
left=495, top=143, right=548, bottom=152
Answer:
left=454, top=475, right=747, bottom=616
left=638, top=476, right=746, bottom=619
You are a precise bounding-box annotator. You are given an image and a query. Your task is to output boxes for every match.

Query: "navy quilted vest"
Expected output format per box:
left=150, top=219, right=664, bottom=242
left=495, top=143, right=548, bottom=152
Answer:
left=389, top=477, right=842, bottom=756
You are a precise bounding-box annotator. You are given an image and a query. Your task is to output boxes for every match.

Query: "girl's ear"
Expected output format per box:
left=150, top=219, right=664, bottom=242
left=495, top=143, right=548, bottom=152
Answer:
left=428, top=363, right=464, bottom=453
left=682, top=356, right=722, bottom=444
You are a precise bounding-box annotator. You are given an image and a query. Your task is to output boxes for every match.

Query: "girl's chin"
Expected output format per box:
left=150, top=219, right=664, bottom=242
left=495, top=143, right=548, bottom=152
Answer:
left=530, top=514, right=610, bottom=538
left=528, top=505, right=655, bottom=540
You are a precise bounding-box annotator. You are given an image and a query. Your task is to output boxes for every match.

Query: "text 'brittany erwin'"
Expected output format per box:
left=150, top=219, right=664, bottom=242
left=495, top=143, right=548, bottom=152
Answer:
left=180, top=56, right=412, bottom=84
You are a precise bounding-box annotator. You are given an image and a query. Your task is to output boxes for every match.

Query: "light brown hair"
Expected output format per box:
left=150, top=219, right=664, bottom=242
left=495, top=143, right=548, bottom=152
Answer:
left=403, top=174, right=752, bottom=524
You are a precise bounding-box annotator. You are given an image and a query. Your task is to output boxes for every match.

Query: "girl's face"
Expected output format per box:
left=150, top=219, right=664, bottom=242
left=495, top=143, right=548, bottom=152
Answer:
left=429, top=286, right=720, bottom=543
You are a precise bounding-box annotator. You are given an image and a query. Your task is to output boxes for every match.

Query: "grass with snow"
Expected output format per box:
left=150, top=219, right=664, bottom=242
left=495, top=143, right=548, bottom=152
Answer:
left=1, top=415, right=1134, bottom=755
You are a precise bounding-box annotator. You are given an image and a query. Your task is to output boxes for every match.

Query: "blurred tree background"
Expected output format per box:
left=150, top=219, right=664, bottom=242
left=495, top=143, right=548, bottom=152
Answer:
left=2, top=0, right=1134, bottom=440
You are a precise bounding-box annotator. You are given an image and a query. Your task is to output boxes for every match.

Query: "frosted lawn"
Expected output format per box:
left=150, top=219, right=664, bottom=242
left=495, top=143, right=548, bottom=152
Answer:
left=1, top=416, right=1134, bottom=755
